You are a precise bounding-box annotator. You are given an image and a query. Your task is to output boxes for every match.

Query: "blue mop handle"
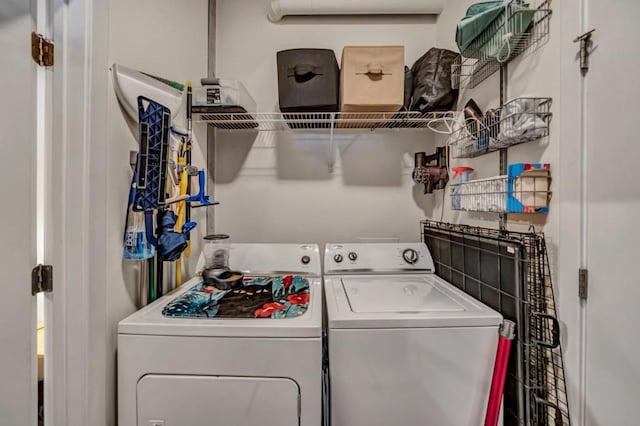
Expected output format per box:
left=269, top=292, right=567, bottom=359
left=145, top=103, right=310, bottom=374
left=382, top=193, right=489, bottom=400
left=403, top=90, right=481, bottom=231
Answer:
left=197, top=169, right=205, bottom=197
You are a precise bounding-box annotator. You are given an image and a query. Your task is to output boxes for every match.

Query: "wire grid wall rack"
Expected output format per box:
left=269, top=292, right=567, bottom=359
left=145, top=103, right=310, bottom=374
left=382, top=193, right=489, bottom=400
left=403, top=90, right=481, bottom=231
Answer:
left=449, top=97, right=552, bottom=159
left=450, top=173, right=551, bottom=213
left=452, top=0, right=552, bottom=90
left=421, top=221, right=571, bottom=426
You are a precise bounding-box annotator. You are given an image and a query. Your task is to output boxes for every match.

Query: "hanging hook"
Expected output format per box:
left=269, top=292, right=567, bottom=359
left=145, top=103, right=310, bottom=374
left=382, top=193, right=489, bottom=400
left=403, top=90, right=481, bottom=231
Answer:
left=573, top=29, right=596, bottom=75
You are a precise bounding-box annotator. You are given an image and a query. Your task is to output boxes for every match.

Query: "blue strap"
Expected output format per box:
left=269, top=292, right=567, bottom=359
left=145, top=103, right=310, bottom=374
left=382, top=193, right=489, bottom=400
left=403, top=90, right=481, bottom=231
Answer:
left=145, top=210, right=157, bottom=246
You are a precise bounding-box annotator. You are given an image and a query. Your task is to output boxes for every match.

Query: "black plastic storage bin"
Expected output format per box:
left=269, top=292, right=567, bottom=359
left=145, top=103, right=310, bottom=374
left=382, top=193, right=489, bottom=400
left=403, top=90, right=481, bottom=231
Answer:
left=277, top=49, right=340, bottom=113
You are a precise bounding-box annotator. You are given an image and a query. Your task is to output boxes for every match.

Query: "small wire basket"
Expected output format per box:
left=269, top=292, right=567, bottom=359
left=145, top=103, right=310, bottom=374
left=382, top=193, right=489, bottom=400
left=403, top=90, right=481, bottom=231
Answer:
left=449, top=97, right=551, bottom=159
left=451, top=175, right=510, bottom=212
left=450, top=169, right=551, bottom=214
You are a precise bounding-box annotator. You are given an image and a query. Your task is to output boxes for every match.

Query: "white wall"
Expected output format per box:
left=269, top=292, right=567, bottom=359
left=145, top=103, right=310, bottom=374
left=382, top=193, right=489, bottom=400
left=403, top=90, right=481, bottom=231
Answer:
left=106, top=1, right=209, bottom=424
left=215, top=0, right=577, bottom=421
left=98, top=1, right=578, bottom=423
left=214, top=0, right=440, bottom=245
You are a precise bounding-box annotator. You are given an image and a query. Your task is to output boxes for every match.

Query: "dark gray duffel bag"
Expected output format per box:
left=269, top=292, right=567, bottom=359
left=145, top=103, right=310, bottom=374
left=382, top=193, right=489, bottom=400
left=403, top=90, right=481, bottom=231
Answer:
left=410, top=48, right=460, bottom=113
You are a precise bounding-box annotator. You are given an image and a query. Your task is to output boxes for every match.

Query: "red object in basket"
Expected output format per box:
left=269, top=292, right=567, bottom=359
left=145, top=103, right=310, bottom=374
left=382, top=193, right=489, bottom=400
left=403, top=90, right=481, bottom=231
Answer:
left=484, top=320, right=516, bottom=426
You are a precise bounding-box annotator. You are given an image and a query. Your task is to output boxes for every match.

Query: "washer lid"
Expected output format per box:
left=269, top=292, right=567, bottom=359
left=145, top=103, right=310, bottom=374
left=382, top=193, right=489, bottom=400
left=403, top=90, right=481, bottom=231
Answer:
left=325, top=274, right=502, bottom=329
left=118, top=275, right=322, bottom=338
left=342, top=276, right=465, bottom=313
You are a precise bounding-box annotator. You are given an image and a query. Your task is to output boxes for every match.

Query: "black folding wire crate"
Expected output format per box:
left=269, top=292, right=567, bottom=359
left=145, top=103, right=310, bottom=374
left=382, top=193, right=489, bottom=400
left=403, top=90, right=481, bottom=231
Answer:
left=421, top=220, right=571, bottom=426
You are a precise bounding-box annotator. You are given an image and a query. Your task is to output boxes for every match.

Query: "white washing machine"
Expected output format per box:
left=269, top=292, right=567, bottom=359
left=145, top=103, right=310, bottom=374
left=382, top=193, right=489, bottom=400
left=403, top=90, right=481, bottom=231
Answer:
left=324, top=243, right=503, bottom=426
left=118, top=244, right=323, bottom=426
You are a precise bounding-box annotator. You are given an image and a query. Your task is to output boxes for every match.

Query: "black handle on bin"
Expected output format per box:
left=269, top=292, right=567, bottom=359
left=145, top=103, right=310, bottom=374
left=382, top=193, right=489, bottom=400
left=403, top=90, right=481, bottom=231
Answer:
left=288, top=64, right=322, bottom=77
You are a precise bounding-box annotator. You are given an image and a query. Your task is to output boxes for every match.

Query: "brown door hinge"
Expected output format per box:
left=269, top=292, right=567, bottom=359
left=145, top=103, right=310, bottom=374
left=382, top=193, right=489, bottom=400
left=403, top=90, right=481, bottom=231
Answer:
left=31, top=32, right=54, bottom=67
left=578, top=268, right=588, bottom=301
left=32, top=264, right=53, bottom=295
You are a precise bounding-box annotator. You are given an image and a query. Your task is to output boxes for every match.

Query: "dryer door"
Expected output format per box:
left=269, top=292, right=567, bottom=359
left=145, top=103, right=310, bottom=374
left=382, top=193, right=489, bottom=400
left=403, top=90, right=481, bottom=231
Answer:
left=137, top=375, right=300, bottom=426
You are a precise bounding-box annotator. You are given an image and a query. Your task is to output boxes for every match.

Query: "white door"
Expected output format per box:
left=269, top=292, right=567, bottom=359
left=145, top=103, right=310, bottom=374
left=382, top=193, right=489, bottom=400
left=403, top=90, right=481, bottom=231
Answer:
left=0, top=0, right=38, bottom=425
left=584, top=1, right=640, bottom=424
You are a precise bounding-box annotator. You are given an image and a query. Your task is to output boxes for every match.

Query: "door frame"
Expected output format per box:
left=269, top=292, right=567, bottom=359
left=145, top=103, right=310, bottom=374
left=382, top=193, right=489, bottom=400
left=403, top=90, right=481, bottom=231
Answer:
left=41, top=1, right=590, bottom=425
left=558, top=0, right=587, bottom=425
left=47, top=0, right=109, bottom=425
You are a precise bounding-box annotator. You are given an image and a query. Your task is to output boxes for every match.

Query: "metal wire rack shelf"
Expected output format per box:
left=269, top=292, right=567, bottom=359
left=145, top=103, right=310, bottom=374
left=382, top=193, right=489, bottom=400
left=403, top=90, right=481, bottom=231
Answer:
left=450, top=172, right=551, bottom=214
left=192, top=110, right=456, bottom=132
left=421, top=221, right=571, bottom=426
left=452, top=0, right=552, bottom=90
left=193, top=111, right=456, bottom=172
left=449, top=97, right=552, bottom=159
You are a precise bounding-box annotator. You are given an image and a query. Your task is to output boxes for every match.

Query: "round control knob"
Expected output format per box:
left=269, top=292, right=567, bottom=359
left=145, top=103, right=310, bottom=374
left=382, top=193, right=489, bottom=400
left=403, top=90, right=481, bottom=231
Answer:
left=301, top=255, right=310, bottom=265
left=348, top=252, right=358, bottom=261
left=402, top=248, right=419, bottom=265
left=334, top=254, right=343, bottom=263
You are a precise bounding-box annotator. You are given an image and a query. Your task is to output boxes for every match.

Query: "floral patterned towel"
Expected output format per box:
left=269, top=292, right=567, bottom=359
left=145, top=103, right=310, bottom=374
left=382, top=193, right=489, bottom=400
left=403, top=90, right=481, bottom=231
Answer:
left=162, top=275, right=310, bottom=319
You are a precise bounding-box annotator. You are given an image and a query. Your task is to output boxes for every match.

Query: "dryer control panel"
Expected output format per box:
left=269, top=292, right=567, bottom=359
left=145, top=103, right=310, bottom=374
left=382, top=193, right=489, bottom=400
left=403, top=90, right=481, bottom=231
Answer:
left=324, top=243, right=435, bottom=274
left=197, top=244, right=321, bottom=276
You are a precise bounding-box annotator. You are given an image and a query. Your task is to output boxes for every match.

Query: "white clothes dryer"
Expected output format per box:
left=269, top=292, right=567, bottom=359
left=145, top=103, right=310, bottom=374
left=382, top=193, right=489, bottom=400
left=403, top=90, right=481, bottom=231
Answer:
left=118, top=244, right=323, bottom=426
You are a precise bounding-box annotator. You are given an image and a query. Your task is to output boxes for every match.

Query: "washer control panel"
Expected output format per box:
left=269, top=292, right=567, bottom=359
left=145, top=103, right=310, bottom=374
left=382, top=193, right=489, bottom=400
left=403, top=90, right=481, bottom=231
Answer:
left=324, top=243, right=435, bottom=274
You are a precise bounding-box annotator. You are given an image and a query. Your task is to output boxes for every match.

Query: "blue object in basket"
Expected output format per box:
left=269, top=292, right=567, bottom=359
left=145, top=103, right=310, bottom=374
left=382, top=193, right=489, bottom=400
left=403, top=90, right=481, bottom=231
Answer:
left=476, top=135, right=490, bottom=151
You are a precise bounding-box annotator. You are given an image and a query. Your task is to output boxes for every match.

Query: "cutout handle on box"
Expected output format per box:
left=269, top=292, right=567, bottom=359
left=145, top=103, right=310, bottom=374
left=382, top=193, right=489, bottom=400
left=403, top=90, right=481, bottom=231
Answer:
left=366, top=64, right=384, bottom=75
left=289, top=64, right=322, bottom=77
left=356, top=64, right=390, bottom=76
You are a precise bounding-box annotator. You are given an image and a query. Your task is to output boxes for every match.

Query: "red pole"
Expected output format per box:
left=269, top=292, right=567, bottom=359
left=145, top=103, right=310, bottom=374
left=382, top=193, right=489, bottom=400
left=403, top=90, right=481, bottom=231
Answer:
left=484, top=320, right=516, bottom=426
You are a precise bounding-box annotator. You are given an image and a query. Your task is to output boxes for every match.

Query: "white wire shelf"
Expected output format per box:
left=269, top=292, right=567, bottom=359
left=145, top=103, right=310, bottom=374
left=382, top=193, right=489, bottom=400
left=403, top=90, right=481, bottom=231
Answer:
left=452, top=0, right=552, bottom=90
left=449, top=97, right=552, bottom=159
left=192, top=111, right=456, bottom=172
left=193, top=111, right=456, bottom=132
